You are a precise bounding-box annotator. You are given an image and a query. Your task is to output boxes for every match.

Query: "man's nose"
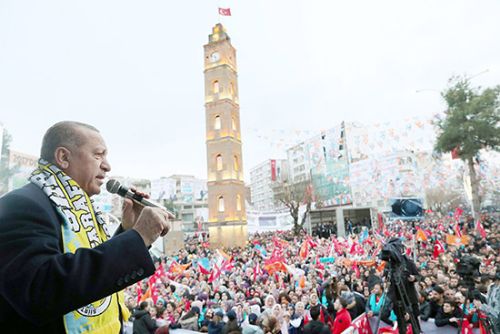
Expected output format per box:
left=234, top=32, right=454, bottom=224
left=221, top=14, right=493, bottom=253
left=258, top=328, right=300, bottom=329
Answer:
left=102, top=157, right=111, bottom=172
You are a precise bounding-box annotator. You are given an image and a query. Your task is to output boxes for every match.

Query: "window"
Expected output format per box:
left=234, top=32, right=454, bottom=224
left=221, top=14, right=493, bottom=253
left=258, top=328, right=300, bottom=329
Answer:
left=213, top=81, right=219, bottom=94
left=214, top=115, right=221, bottom=130
left=216, top=154, right=223, bottom=171
left=236, top=194, right=241, bottom=211
left=230, top=82, right=235, bottom=96
left=233, top=155, right=239, bottom=171
left=218, top=196, right=224, bottom=212
left=231, top=117, right=236, bottom=131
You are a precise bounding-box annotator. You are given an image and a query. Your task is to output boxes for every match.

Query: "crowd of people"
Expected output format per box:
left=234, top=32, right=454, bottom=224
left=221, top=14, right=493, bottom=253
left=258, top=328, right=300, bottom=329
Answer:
left=123, top=211, right=500, bottom=334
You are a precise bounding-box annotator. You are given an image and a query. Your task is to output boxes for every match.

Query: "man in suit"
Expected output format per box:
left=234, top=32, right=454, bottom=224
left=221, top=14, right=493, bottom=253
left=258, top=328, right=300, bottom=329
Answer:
left=0, top=121, right=171, bottom=333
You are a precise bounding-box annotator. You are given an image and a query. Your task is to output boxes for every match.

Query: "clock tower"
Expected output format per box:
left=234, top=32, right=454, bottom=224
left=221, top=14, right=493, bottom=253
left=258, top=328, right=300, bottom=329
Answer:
left=203, top=23, right=247, bottom=248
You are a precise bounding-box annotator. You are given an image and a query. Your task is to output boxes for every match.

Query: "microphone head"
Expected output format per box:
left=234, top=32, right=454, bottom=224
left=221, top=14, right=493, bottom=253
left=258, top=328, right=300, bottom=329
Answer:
left=106, top=179, right=121, bottom=194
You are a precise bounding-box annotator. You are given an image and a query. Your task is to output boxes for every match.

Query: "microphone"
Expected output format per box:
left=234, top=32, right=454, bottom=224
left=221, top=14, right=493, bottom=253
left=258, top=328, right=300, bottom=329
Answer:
left=106, top=179, right=175, bottom=218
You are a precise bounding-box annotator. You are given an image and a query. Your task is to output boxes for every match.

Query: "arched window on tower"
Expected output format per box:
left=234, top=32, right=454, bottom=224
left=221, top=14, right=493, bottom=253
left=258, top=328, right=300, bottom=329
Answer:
left=236, top=194, right=241, bottom=211
left=231, top=117, right=236, bottom=131
left=233, top=155, right=239, bottom=171
left=216, top=154, right=223, bottom=171
left=214, top=115, right=221, bottom=130
left=218, top=196, right=224, bottom=212
left=230, top=82, right=234, bottom=96
left=213, top=81, right=219, bottom=94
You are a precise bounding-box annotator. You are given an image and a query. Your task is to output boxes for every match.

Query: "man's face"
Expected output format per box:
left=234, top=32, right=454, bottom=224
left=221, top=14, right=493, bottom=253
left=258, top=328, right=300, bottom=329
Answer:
left=443, top=303, right=453, bottom=314
left=64, top=128, right=110, bottom=196
left=430, top=291, right=442, bottom=301
left=444, top=290, right=455, bottom=300
left=309, top=294, right=318, bottom=306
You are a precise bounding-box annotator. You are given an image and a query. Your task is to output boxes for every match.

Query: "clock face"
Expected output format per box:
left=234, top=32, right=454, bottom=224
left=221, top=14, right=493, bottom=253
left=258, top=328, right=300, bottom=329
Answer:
left=210, top=52, right=220, bottom=62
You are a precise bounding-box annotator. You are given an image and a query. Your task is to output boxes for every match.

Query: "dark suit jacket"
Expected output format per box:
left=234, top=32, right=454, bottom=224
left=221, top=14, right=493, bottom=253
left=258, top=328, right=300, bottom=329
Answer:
left=0, top=183, right=155, bottom=333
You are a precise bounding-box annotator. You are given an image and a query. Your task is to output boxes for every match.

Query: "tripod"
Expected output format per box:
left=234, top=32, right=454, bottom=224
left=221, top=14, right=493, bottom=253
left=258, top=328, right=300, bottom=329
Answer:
left=374, top=262, right=421, bottom=334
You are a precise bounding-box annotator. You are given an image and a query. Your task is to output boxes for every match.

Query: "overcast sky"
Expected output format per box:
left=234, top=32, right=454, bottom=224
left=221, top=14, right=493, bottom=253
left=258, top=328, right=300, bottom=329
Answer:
left=1, top=0, right=499, bottom=181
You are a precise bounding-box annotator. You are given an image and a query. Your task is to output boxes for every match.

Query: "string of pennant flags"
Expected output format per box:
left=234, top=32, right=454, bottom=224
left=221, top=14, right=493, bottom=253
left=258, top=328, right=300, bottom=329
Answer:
left=245, top=116, right=500, bottom=206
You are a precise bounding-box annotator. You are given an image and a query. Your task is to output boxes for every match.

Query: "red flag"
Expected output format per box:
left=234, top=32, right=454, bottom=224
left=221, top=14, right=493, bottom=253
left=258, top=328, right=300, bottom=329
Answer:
left=350, top=313, right=372, bottom=334
left=307, top=236, right=318, bottom=248
left=406, top=247, right=412, bottom=256
left=377, top=213, right=384, bottom=231
left=453, top=207, right=464, bottom=221
left=151, top=283, right=159, bottom=304
left=476, top=219, right=487, bottom=238
left=263, top=261, right=287, bottom=275
left=315, top=256, right=325, bottom=270
left=433, top=240, right=445, bottom=259
left=352, top=262, right=361, bottom=278
left=349, top=241, right=365, bottom=256
left=221, top=258, right=234, bottom=272
left=218, top=7, right=231, bottom=16
left=379, top=322, right=398, bottom=334
left=154, top=263, right=166, bottom=279
left=454, top=223, right=463, bottom=238
left=136, top=284, right=143, bottom=304
left=198, top=263, right=211, bottom=275
left=332, top=238, right=342, bottom=255
left=208, top=263, right=221, bottom=283
left=271, top=159, right=277, bottom=181
left=460, top=318, right=474, bottom=334
left=268, top=245, right=285, bottom=264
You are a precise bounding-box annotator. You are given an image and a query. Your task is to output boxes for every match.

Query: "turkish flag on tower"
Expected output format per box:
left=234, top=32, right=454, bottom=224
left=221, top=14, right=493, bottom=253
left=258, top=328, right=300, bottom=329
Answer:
left=218, top=8, right=231, bottom=16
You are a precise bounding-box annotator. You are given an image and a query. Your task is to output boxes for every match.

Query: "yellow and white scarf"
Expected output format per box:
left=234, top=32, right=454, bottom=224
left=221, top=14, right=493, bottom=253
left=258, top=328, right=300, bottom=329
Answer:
left=30, top=159, right=130, bottom=334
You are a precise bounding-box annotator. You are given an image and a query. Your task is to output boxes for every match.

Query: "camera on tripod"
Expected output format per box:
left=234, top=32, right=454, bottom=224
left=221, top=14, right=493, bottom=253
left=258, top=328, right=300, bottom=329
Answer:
left=379, top=238, right=405, bottom=266
left=456, top=255, right=481, bottom=278
left=456, top=255, right=481, bottom=288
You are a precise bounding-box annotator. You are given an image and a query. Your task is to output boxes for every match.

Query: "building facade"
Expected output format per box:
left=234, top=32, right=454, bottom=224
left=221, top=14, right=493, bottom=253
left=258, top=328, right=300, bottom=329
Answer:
left=249, top=159, right=288, bottom=212
left=203, top=24, right=247, bottom=247
left=151, top=175, right=208, bottom=233
left=286, top=142, right=311, bottom=183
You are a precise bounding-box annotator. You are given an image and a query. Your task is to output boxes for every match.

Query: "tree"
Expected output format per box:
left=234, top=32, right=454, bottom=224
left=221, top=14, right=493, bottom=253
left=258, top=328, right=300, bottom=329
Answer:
left=273, top=180, right=314, bottom=235
left=0, top=129, right=17, bottom=195
left=434, top=76, right=500, bottom=218
left=424, top=187, right=464, bottom=214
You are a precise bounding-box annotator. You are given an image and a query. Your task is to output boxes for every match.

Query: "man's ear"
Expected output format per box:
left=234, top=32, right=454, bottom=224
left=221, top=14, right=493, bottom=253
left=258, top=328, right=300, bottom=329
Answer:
left=54, top=146, right=72, bottom=170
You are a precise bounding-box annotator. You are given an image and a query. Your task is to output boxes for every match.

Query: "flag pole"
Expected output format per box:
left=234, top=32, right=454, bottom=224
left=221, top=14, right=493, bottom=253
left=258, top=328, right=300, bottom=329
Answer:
left=412, top=234, right=417, bottom=263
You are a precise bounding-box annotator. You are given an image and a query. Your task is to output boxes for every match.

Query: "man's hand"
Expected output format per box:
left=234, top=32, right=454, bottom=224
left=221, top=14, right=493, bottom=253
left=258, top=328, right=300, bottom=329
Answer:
left=367, top=311, right=373, bottom=317
left=133, top=207, right=171, bottom=247
left=121, top=187, right=150, bottom=230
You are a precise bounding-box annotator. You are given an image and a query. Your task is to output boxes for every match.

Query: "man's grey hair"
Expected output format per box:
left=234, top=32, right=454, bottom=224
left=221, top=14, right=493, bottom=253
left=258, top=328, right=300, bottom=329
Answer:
left=40, top=121, right=99, bottom=163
